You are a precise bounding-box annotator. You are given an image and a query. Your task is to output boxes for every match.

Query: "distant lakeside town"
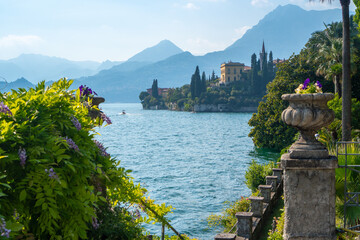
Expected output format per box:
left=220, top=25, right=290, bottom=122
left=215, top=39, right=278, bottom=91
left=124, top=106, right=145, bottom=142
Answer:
left=139, top=42, right=284, bottom=112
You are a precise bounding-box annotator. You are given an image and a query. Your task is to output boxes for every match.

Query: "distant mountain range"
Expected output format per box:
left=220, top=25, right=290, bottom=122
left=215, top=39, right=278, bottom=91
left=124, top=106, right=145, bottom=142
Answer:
left=78, top=4, right=344, bottom=102
left=0, top=54, right=123, bottom=84
left=0, top=4, right=345, bottom=102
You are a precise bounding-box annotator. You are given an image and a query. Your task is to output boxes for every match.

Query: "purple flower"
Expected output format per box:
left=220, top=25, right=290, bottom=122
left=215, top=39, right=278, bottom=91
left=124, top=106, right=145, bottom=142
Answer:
left=45, top=168, right=58, bottom=179
left=100, top=112, right=112, bottom=125
left=63, top=136, right=79, bottom=151
left=134, top=209, right=141, bottom=219
left=316, top=81, right=322, bottom=89
left=93, top=140, right=110, bottom=157
left=18, top=148, right=27, bottom=167
left=13, top=209, right=19, bottom=220
left=0, top=102, right=12, bottom=116
left=71, top=116, right=81, bottom=131
left=302, top=78, right=310, bottom=90
left=0, top=218, right=10, bottom=238
left=92, top=217, right=99, bottom=229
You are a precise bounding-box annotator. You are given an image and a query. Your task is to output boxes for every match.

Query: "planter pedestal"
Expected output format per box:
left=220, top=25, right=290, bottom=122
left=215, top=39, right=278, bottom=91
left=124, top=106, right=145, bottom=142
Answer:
left=281, top=154, right=337, bottom=240
left=281, top=93, right=337, bottom=240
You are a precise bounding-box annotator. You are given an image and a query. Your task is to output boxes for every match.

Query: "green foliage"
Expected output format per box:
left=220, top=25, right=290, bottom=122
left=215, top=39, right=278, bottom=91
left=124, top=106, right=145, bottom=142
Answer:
left=245, top=160, right=275, bottom=193
left=248, top=49, right=327, bottom=150
left=207, top=197, right=250, bottom=232
left=267, top=210, right=284, bottom=240
left=152, top=79, right=159, bottom=98
left=139, top=91, right=150, bottom=102
left=327, top=94, right=360, bottom=130
left=333, top=144, right=360, bottom=227
left=0, top=79, right=173, bottom=239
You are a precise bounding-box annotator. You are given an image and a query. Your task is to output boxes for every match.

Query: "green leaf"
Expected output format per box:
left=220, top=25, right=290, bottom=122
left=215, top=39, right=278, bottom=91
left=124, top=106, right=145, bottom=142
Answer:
left=49, top=208, right=59, bottom=219
left=35, top=198, right=45, bottom=207
left=98, top=196, right=107, bottom=202
left=19, top=189, right=27, bottom=202
left=42, top=203, right=48, bottom=210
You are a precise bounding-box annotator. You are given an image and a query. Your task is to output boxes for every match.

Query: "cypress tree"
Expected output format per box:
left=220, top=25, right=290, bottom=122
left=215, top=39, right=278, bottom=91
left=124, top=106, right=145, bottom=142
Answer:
left=194, top=66, right=202, bottom=97
left=151, top=79, right=159, bottom=98
left=250, top=53, right=257, bottom=91
left=268, top=51, right=274, bottom=79
left=201, top=71, right=207, bottom=93
left=190, top=74, right=196, bottom=99
left=211, top=70, right=216, bottom=81
left=262, top=60, right=268, bottom=94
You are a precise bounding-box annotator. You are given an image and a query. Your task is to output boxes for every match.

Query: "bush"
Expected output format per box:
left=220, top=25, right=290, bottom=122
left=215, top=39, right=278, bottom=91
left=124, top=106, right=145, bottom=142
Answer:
left=245, top=160, right=275, bottom=193
left=0, top=79, right=172, bottom=239
left=207, top=197, right=251, bottom=232
left=267, top=210, right=284, bottom=240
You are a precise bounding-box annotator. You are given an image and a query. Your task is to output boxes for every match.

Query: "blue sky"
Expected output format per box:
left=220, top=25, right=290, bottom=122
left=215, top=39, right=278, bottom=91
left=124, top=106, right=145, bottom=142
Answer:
left=0, top=0, right=356, bottom=62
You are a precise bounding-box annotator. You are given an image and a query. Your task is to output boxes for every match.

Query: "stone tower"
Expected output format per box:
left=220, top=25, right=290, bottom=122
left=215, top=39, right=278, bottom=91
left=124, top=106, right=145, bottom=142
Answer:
left=259, top=41, right=267, bottom=71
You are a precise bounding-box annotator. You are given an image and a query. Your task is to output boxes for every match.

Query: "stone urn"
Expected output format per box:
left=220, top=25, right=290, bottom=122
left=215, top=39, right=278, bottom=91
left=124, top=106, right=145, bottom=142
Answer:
left=90, top=96, right=105, bottom=107
left=281, top=93, right=335, bottom=159
left=88, top=96, right=105, bottom=119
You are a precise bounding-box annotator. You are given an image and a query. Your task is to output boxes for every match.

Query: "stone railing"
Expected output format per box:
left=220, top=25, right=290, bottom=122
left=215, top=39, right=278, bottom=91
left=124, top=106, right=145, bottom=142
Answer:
left=214, top=166, right=283, bottom=240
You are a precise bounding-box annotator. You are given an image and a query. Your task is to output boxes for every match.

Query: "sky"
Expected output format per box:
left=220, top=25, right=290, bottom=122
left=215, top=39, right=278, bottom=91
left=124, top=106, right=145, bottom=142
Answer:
left=0, top=0, right=356, bottom=62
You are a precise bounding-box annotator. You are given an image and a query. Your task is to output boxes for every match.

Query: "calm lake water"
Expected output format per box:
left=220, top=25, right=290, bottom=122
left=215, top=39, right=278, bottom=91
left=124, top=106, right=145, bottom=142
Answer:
left=95, top=103, right=279, bottom=240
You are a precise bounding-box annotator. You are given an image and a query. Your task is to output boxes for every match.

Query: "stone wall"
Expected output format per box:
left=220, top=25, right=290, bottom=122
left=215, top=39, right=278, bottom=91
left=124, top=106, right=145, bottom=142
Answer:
left=194, top=104, right=257, bottom=113
left=214, top=167, right=283, bottom=240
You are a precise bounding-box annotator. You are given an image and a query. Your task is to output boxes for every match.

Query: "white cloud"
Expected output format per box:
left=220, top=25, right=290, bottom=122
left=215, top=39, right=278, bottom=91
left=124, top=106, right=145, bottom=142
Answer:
left=235, top=26, right=251, bottom=39
left=184, top=3, right=199, bottom=10
left=251, top=0, right=270, bottom=7
left=0, top=35, right=43, bottom=48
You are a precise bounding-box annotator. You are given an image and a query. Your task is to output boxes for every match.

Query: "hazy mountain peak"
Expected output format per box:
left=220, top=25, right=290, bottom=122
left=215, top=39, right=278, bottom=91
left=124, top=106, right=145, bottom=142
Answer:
left=127, top=40, right=183, bottom=63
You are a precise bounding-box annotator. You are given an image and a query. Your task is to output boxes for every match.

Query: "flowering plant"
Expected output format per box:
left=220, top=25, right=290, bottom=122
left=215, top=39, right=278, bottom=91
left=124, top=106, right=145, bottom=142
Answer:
left=295, top=78, right=323, bottom=94
left=79, top=85, right=97, bottom=97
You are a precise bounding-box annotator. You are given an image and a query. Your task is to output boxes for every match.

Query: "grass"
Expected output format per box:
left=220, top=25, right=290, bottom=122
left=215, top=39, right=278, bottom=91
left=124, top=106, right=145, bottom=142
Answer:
left=258, top=197, right=284, bottom=240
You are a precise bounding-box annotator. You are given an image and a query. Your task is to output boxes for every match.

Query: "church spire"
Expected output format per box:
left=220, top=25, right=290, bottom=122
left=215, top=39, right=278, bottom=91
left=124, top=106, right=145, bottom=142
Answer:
left=262, top=40, right=265, bottom=54
left=259, top=41, right=267, bottom=71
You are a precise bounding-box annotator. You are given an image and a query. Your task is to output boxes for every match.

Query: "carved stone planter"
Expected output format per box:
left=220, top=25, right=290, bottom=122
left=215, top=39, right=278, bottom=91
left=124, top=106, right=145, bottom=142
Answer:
left=91, top=96, right=105, bottom=107
left=281, top=93, right=335, bottom=159
left=88, top=96, right=105, bottom=119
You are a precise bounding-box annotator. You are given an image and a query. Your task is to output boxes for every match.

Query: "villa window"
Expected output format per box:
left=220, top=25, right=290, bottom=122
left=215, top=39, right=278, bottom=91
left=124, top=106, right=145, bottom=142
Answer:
left=234, top=69, right=236, bottom=74
left=234, top=76, right=236, bottom=81
left=227, top=68, right=230, bottom=74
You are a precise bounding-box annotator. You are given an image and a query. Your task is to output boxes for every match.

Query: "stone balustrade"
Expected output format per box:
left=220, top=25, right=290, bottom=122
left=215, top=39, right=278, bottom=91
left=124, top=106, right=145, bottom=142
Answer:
left=266, top=176, right=278, bottom=192
left=214, top=167, right=283, bottom=240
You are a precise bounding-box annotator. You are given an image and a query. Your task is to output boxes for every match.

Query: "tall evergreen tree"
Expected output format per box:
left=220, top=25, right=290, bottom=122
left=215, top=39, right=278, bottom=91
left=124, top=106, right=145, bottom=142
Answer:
left=201, top=71, right=207, bottom=93
left=250, top=53, right=258, bottom=91
left=268, top=51, right=274, bottom=79
left=190, top=75, right=196, bottom=99
left=262, top=60, right=268, bottom=92
left=211, top=70, right=216, bottom=81
left=194, top=66, right=202, bottom=97
left=151, top=79, right=159, bottom=98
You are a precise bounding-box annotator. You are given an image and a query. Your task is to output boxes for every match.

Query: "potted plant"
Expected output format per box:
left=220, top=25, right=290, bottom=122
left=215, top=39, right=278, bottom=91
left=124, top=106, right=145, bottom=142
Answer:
left=281, top=78, right=335, bottom=159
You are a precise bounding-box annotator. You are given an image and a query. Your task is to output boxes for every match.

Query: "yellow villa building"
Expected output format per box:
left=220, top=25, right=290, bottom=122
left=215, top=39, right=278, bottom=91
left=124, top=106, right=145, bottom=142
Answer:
left=220, top=61, right=250, bottom=85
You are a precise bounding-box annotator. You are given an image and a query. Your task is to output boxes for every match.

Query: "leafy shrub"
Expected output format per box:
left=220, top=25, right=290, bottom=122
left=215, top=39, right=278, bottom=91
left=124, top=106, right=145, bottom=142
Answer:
left=267, top=210, right=284, bottom=240
left=0, top=79, right=172, bottom=239
left=245, top=160, right=275, bottom=193
left=207, top=197, right=250, bottom=232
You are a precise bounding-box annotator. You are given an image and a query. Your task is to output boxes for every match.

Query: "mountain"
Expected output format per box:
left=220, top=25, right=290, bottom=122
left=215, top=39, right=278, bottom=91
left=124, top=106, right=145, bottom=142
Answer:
left=127, top=40, right=183, bottom=63
left=0, top=54, right=102, bottom=84
left=221, top=4, right=343, bottom=61
left=78, top=4, right=344, bottom=102
left=96, top=60, right=124, bottom=72
left=0, top=77, right=34, bottom=92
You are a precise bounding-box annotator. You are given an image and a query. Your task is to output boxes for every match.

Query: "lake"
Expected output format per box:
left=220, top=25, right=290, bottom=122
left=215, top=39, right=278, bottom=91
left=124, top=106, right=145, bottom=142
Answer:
left=95, top=103, right=279, bottom=240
